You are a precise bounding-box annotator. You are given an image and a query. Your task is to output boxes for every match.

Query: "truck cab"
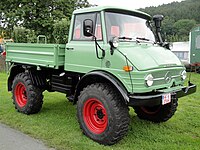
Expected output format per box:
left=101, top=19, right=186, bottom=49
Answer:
left=66, top=6, right=194, bottom=99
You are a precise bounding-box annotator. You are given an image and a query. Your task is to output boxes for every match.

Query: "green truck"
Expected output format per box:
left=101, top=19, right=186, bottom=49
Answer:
left=5, top=6, right=196, bottom=145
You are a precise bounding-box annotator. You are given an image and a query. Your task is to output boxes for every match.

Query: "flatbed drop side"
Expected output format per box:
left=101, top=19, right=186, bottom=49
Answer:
left=6, top=43, right=65, bottom=69
left=5, top=6, right=196, bottom=145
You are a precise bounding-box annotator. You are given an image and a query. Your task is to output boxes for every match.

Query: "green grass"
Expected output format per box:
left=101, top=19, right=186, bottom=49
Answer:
left=0, top=72, right=200, bottom=150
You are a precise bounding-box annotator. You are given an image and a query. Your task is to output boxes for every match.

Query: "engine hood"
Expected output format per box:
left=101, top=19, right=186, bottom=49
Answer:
left=118, top=43, right=183, bottom=70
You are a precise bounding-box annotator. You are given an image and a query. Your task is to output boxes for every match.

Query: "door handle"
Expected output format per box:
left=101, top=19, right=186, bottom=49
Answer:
left=66, top=47, right=74, bottom=50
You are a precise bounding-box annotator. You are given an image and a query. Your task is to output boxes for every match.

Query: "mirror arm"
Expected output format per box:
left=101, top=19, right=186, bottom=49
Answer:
left=94, top=37, right=105, bottom=59
left=110, top=46, right=114, bottom=55
left=109, top=41, right=116, bottom=55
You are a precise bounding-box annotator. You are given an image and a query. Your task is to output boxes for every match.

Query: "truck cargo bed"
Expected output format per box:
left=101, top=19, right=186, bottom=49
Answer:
left=6, top=43, right=65, bottom=69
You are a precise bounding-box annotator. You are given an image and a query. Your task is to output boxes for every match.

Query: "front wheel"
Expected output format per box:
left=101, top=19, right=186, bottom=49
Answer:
left=133, top=97, right=178, bottom=123
left=12, top=72, right=43, bottom=114
left=77, top=83, right=130, bottom=145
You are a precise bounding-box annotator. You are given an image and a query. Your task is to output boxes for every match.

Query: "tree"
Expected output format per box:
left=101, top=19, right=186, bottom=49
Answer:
left=173, top=19, right=196, bottom=41
left=75, top=0, right=90, bottom=9
left=53, top=18, right=70, bottom=44
left=140, top=0, right=200, bottom=42
left=12, top=26, right=36, bottom=43
left=0, top=0, right=90, bottom=43
left=18, top=0, right=77, bottom=42
left=161, top=16, right=176, bottom=41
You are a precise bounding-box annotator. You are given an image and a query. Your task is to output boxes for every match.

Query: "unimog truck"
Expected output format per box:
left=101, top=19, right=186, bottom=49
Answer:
left=5, top=6, right=196, bottom=145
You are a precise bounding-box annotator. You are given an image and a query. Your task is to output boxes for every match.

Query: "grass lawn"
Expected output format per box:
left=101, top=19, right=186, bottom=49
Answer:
left=0, top=72, right=200, bottom=150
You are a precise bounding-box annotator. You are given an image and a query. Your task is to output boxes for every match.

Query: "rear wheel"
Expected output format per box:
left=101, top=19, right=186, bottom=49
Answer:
left=12, top=72, right=43, bottom=114
left=134, top=97, right=178, bottom=123
left=77, top=83, right=130, bottom=145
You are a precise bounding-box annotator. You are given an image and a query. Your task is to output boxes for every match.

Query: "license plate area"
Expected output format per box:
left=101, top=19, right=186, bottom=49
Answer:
left=162, top=93, right=171, bottom=105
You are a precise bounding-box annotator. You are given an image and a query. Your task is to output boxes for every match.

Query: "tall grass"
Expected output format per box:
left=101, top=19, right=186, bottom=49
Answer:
left=0, top=72, right=199, bottom=150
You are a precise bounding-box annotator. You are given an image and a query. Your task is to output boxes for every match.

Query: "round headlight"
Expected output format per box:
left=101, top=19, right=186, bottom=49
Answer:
left=145, top=74, right=154, bottom=87
left=181, top=70, right=187, bottom=80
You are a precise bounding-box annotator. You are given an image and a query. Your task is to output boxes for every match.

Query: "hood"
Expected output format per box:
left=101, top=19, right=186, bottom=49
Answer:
left=119, top=43, right=183, bottom=70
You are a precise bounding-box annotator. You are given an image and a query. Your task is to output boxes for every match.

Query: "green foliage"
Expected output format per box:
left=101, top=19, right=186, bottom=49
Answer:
left=75, top=0, right=90, bottom=9
left=53, top=18, right=70, bottom=44
left=19, top=0, right=76, bottom=42
left=12, top=26, right=36, bottom=43
left=0, top=0, right=90, bottom=43
left=1, top=0, right=199, bottom=43
left=140, top=0, right=200, bottom=42
left=0, top=72, right=200, bottom=149
left=173, top=19, right=196, bottom=41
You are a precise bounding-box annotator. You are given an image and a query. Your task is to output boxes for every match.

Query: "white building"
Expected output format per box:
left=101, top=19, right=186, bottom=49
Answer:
left=171, top=42, right=190, bottom=65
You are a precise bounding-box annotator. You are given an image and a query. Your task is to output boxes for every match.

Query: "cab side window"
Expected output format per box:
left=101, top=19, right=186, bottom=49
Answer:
left=72, top=13, right=102, bottom=41
left=95, top=13, right=102, bottom=40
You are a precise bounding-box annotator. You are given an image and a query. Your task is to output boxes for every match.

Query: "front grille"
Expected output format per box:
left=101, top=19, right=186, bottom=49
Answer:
left=151, top=69, right=182, bottom=86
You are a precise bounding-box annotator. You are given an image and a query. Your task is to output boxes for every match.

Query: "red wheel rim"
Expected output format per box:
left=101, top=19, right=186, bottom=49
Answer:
left=83, top=98, right=108, bottom=134
left=14, top=82, right=27, bottom=108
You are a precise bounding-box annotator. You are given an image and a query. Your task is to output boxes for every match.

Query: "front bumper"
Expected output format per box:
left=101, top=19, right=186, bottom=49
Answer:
left=128, top=82, right=196, bottom=106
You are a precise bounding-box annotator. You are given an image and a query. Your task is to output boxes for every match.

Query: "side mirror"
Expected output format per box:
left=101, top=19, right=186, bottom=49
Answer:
left=109, top=37, right=119, bottom=55
left=83, top=19, right=94, bottom=37
left=153, top=15, right=164, bottom=29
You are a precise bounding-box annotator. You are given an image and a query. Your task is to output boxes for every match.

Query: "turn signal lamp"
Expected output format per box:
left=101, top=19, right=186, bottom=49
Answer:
left=123, top=66, right=133, bottom=72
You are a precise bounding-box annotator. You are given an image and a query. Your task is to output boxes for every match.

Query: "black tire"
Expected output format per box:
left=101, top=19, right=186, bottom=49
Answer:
left=12, top=72, right=43, bottom=114
left=77, top=83, right=130, bottom=145
left=134, top=97, right=178, bottom=123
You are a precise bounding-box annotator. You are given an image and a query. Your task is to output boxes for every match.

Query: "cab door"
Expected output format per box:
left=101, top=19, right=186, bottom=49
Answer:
left=190, top=26, right=200, bottom=64
left=65, top=13, right=104, bottom=73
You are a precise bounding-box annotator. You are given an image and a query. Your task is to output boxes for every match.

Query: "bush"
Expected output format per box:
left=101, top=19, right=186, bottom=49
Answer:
left=12, top=27, right=36, bottom=43
left=53, top=18, right=70, bottom=44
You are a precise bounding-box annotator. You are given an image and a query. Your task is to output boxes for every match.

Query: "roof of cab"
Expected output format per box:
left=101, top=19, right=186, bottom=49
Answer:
left=73, top=5, right=151, bottom=20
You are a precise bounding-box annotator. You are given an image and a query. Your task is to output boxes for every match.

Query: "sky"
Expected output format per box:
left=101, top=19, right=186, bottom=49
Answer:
left=88, top=0, right=184, bottom=9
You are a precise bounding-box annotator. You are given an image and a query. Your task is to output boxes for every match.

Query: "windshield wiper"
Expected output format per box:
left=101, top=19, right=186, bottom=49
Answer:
left=118, top=36, right=154, bottom=44
left=136, top=37, right=155, bottom=44
left=136, top=37, right=150, bottom=41
left=118, top=36, right=133, bottom=40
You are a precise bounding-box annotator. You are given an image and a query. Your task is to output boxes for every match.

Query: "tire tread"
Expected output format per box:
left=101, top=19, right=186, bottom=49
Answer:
left=77, top=83, right=130, bottom=145
left=12, top=72, right=43, bottom=114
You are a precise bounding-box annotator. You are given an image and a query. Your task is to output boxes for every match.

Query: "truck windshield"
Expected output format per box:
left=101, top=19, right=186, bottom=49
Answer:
left=105, top=12, right=155, bottom=42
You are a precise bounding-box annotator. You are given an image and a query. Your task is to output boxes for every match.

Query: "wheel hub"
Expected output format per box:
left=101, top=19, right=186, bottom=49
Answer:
left=96, top=108, right=105, bottom=120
